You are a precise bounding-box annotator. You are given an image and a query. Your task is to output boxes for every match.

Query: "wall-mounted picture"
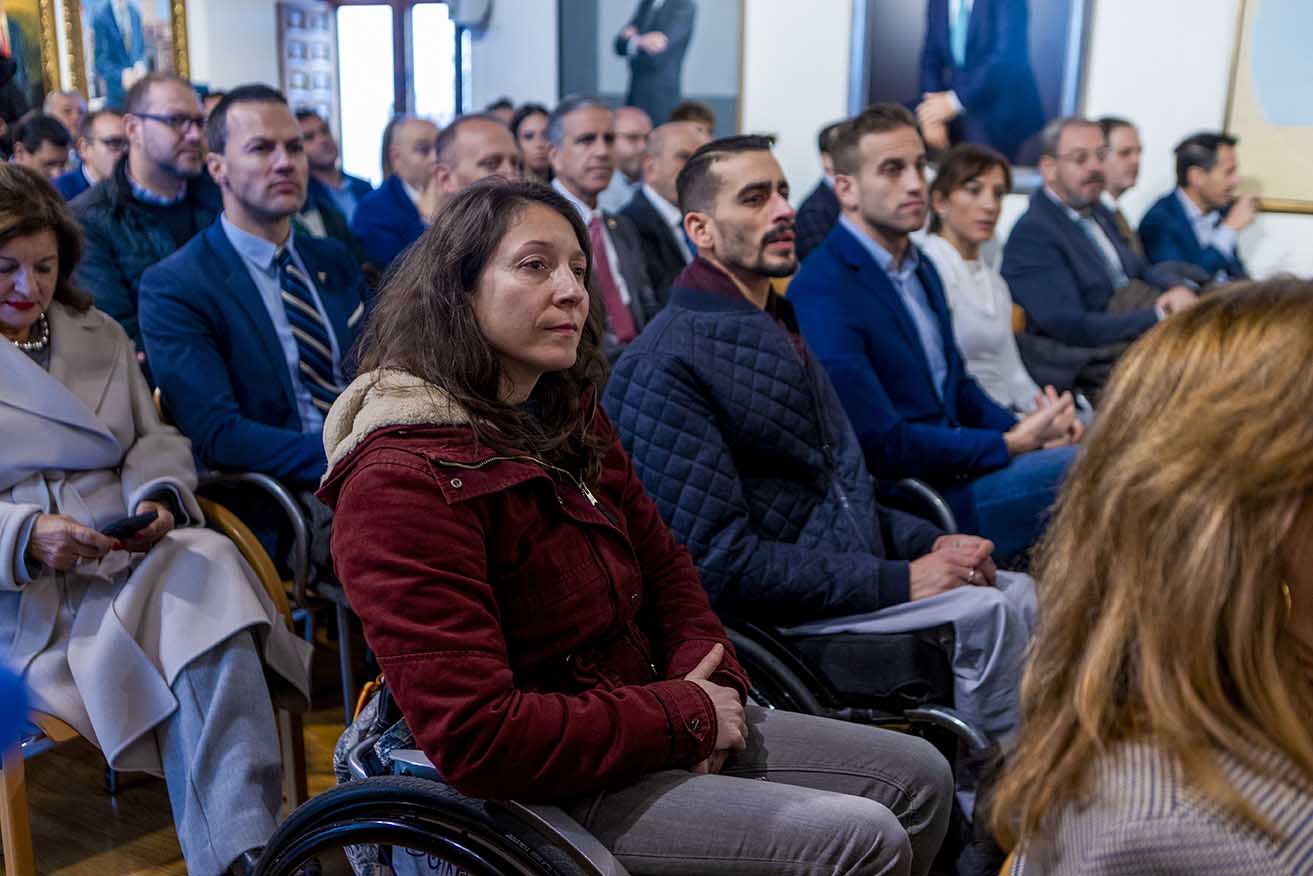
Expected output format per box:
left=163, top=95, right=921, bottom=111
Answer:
left=557, top=0, right=742, bottom=136
left=66, top=0, right=189, bottom=110
left=1225, top=0, right=1313, bottom=213
left=852, top=0, right=1092, bottom=167
left=0, top=0, right=60, bottom=121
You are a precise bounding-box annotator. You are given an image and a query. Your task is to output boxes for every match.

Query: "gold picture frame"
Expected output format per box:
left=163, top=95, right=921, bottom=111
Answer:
left=2, top=0, right=62, bottom=107
left=1223, top=0, right=1313, bottom=214
left=60, top=0, right=189, bottom=104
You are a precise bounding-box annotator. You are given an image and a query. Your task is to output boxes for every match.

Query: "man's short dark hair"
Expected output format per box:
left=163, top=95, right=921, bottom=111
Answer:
left=1097, top=116, right=1135, bottom=141
left=546, top=94, right=611, bottom=148
left=1175, top=132, right=1238, bottom=189
left=485, top=97, right=514, bottom=112
left=294, top=108, right=325, bottom=125
left=669, top=100, right=716, bottom=129
left=78, top=108, right=123, bottom=141
left=676, top=134, right=775, bottom=214
left=435, top=113, right=506, bottom=164
left=12, top=113, right=71, bottom=153
left=818, top=119, right=846, bottom=156
left=207, top=84, right=289, bottom=155
left=830, top=103, right=919, bottom=176
left=123, top=72, right=194, bottom=115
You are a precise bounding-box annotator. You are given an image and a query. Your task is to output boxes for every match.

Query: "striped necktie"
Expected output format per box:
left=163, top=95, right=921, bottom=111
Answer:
left=276, top=247, right=340, bottom=414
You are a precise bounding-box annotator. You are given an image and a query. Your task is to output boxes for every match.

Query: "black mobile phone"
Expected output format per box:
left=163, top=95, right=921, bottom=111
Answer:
left=99, top=511, right=158, bottom=540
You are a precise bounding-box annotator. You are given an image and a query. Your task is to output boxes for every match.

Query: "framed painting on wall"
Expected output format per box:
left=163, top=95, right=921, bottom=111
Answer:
left=557, top=0, right=743, bottom=137
left=0, top=0, right=61, bottom=122
left=62, top=0, right=189, bottom=110
left=850, top=0, right=1093, bottom=172
left=1224, top=0, right=1313, bottom=213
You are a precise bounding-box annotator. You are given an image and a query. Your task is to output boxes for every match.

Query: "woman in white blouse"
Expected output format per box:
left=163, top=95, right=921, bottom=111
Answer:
left=923, top=145, right=1058, bottom=415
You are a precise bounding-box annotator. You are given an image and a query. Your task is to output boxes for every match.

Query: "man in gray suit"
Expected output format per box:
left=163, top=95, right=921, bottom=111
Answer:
left=613, top=0, right=696, bottom=125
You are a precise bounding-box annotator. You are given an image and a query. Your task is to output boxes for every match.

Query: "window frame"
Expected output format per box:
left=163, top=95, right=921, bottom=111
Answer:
left=330, top=0, right=465, bottom=115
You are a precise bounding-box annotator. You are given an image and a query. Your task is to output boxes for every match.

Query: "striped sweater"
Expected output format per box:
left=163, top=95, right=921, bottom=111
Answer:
left=1012, top=742, right=1313, bottom=874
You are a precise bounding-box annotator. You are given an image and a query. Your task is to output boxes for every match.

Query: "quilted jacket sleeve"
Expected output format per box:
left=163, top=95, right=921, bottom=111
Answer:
left=605, top=352, right=915, bottom=622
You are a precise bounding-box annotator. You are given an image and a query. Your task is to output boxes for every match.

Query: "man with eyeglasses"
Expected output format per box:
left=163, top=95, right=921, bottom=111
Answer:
left=71, top=73, right=221, bottom=368
left=54, top=110, right=127, bottom=200
left=1002, top=115, right=1197, bottom=397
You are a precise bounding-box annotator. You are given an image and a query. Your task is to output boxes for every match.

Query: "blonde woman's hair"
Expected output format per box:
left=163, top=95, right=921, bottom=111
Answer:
left=990, top=277, right=1313, bottom=849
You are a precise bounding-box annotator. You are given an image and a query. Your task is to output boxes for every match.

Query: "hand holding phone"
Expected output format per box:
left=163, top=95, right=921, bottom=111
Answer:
left=99, top=511, right=158, bottom=540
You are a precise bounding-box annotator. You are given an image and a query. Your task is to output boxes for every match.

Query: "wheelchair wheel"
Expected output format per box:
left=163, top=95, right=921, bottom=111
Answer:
left=256, top=776, right=589, bottom=876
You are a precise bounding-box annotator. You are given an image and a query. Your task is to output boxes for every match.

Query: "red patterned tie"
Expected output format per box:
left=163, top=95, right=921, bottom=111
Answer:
left=588, top=215, right=637, bottom=343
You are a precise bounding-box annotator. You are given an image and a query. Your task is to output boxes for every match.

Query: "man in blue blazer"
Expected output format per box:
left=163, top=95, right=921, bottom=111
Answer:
left=613, top=0, right=696, bottom=125
left=297, top=109, right=373, bottom=224
left=916, top=0, right=1045, bottom=162
left=790, top=104, right=1080, bottom=562
left=139, top=86, right=364, bottom=495
left=1001, top=117, right=1199, bottom=394
left=54, top=109, right=126, bottom=200
left=93, top=0, right=146, bottom=109
left=350, top=115, right=438, bottom=270
left=794, top=120, right=844, bottom=263
left=1139, top=132, right=1253, bottom=283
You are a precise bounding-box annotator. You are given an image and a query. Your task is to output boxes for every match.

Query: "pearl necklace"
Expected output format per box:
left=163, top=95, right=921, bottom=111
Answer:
left=11, top=313, right=49, bottom=353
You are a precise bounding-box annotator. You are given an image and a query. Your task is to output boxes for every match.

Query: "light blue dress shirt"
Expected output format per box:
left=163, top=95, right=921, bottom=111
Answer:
left=840, top=215, right=949, bottom=399
left=326, top=180, right=362, bottom=225
left=221, top=214, right=342, bottom=433
left=1174, top=187, right=1237, bottom=257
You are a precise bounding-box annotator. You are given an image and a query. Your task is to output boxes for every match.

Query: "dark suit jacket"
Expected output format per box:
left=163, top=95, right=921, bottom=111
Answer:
left=613, top=0, right=696, bottom=124
left=789, top=221, right=1017, bottom=528
left=92, top=0, right=146, bottom=109
left=301, top=176, right=366, bottom=265
left=138, top=222, right=366, bottom=488
left=602, top=210, right=662, bottom=356
left=919, top=0, right=1045, bottom=161
left=53, top=168, right=91, bottom=201
left=794, top=180, right=841, bottom=263
left=619, top=187, right=687, bottom=301
left=1139, top=190, right=1247, bottom=281
left=350, top=174, right=425, bottom=270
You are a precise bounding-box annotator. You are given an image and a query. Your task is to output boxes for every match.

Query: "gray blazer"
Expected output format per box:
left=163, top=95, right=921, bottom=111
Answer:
left=1012, top=742, right=1313, bottom=875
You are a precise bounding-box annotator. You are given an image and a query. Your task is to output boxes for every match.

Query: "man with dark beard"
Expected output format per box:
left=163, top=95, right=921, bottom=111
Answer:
left=72, top=73, right=221, bottom=364
left=604, top=135, right=1036, bottom=750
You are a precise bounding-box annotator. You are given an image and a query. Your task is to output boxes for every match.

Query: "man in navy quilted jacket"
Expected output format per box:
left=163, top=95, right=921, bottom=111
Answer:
left=603, top=136, right=1035, bottom=743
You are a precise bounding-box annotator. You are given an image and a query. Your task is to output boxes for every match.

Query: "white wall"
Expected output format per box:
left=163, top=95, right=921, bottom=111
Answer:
left=740, top=0, right=852, bottom=201
left=187, top=0, right=280, bottom=91
left=467, top=0, right=558, bottom=110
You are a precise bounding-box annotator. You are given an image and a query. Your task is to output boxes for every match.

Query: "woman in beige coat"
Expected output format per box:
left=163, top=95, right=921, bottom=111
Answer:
left=0, top=165, right=311, bottom=876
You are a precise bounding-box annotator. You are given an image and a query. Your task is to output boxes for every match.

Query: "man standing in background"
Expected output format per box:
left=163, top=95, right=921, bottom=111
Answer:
left=614, top=0, right=696, bottom=125
left=94, top=0, right=147, bottom=109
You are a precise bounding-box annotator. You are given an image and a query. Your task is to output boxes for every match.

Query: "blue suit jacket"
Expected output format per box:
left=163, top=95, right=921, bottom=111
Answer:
left=919, top=0, right=1045, bottom=161
left=138, top=222, right=366, bottom=487
left=53, top=168, right=90, bottom=201
left=350, top=174, right=425, bottom=269
left=1138, top=190, right=1247, bottom=281
left=790, top=222, right=1016, bottom=526
left=92, top=0, right=146, bottom=109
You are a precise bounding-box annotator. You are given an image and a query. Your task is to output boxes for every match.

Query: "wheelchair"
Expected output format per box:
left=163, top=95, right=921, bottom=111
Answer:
left=254, top=479, right=990, bottom=875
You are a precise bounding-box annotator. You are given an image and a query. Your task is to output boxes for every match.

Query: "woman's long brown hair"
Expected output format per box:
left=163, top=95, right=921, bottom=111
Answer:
left=990, top=278, right=1313, bottom=849
left=0, top=163, right=92, bottom=312
left=354, top=180, right=610, bottom=483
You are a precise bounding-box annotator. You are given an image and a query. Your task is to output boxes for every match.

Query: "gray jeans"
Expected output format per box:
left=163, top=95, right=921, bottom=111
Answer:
left=563, top=705, right=953, bottom=876
left=157, top=630, right=284, bottom=876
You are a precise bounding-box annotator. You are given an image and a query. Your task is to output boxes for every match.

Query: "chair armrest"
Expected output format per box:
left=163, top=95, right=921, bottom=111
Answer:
left=196, top=497, right=294, bottom=627
left=889, top=478, right=959, bottom=533
left=198, top=471, right=310, bottom=609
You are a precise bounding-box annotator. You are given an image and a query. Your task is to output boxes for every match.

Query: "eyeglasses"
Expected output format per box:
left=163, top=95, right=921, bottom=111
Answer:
left=133, top=112, right=206, bottom=134
left=1055, top=147, right=1109, bottom=166
left=90, top=136, right=129, bottom=151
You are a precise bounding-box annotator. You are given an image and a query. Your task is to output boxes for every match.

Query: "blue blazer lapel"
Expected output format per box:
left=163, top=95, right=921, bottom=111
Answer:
left=203, top=224, right=300, bottom=416
left=1036, top=192, right=1108, bottom=279
left=833, top=225, right=942, bottom=401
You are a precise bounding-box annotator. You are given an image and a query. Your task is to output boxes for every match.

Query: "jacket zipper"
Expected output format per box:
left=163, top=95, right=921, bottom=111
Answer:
left=434, top=453, right=621, bottom=527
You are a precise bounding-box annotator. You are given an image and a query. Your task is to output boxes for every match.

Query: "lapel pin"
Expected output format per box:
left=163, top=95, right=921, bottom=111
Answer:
left=317, top=272, right=327, bottom=284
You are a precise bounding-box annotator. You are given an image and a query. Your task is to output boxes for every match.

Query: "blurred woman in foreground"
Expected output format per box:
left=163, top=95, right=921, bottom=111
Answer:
left=993, top=278, right=1313, bottom=874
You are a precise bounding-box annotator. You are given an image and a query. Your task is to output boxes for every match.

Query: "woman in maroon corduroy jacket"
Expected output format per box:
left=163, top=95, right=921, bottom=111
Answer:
left=317, top=178, right=952, bottom=876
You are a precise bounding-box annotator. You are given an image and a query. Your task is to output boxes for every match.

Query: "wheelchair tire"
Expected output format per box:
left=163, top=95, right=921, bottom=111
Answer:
left=255, top=775, right=590, bottom=876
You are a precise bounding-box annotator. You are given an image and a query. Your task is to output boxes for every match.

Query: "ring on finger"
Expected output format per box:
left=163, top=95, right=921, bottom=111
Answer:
left=967, top=567, right=976, bottom=582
